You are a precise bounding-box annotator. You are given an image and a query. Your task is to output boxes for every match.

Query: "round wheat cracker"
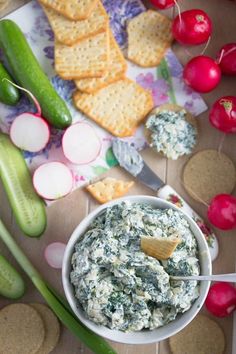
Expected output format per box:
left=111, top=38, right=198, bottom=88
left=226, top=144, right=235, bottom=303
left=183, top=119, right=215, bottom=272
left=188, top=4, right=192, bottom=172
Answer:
left=0, top=303, right=45, bottom=354
left=30, top=303, right=60, bottom=354
left=183, top=149, right=236, bottom=203
left=169, top=315, right=225, bottom=354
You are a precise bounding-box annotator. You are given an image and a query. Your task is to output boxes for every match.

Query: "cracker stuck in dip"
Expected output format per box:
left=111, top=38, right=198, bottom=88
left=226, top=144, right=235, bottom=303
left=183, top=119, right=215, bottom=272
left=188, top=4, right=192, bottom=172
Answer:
left=70, top=202, right=200, bottom=332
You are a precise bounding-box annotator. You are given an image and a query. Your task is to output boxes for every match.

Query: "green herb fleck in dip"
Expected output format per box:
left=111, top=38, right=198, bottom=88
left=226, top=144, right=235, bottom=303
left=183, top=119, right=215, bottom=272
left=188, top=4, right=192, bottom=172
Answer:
left=146, top=109, right=197, bottom=160
left=70, top=202, right=200, bottom=332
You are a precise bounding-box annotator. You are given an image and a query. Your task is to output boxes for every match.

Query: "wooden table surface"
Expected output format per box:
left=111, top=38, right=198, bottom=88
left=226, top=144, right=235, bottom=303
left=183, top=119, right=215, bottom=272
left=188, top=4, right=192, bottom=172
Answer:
left=0, top=1, right=236, bottom=353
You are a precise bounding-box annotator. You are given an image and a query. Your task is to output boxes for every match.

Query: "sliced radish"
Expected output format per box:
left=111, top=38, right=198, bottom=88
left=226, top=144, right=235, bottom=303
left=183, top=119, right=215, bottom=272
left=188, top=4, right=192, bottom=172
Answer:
left=44, top=242, right=66, bottom=269
left=7, top=80, right=50, bottom=152
left=33, top=162, right=73, bottom=200
left=62, top=122, right=101, bottom=165
left=10, top=113, right=50, bottom=152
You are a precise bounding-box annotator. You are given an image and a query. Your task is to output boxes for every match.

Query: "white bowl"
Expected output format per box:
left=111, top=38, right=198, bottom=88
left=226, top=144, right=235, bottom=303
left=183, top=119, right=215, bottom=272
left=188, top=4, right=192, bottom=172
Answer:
left=62, top=196, right=212, bottom=344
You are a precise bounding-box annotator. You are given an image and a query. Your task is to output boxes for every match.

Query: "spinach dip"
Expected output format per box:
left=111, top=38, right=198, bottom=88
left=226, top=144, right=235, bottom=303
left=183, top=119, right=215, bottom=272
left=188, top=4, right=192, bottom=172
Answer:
left=146, top=109, right=197, bottom=160
left=70, top=202, right=200, bottom=332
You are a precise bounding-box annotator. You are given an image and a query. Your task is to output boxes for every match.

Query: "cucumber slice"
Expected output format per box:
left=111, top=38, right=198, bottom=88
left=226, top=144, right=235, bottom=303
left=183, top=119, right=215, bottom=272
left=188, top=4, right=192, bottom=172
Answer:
left=0, top=133, right=47, bottom=237
left=0, top=254, right=25, bottom=299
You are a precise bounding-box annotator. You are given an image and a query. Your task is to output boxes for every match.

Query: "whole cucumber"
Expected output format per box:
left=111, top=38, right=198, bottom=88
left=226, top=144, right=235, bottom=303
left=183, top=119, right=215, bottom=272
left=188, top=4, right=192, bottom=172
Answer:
left=0, top=20, right=72, bottom=129
left=0, top=62, right=20, bottom=105
left=0, top=133, right=47, bottom=237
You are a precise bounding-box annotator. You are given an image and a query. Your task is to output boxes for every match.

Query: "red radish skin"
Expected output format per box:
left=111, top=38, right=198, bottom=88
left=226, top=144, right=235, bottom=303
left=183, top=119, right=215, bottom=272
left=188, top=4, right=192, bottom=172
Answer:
left=62, top=122, right=101, bottom=165
left=10, top=113, right=50, bottom=152
left=44, top=242, right=66, bottom=269
left=149, top=0, right=175, bottom=9
left=172, top=9, right=212, bottom=45
left=209, top=96, right=236, bottom=133
left=217, top=43, right=236, bottom=75
left=33, top=162, right=73, bottom=200
left=207, top=194, right=236, bottom=230
left=205, top=282, right=236, bottom=317
left=183, top=56, right=221, bottom=93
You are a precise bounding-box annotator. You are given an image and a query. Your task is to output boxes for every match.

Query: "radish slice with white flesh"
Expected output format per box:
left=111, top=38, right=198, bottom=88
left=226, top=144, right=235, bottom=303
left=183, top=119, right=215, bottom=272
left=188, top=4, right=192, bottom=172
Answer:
left=10, top=113, right=50, bottom=152
left=33, top=162, right=73, bottom=200
left=6, top=79, right=50, bottom=152
left=44, top=242, right=66, bottom=269
left=62, top=122, right=101, bottom=164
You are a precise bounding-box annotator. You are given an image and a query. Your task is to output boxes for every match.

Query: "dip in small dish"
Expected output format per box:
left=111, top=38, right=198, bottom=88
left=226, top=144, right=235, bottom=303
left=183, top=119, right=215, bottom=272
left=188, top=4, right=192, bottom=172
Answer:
left=145, top=104, right=198, bottom=160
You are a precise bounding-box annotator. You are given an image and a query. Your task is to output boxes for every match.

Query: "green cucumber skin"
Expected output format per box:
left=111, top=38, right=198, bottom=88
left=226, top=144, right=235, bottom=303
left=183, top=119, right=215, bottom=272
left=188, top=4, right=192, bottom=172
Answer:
left=0, top=63, right=20, bottom=105
left=0, top=20, right=72, bottom=129
left=0, top=133, right=47, bottom=237
left=0, top=254, right=25, bottom=299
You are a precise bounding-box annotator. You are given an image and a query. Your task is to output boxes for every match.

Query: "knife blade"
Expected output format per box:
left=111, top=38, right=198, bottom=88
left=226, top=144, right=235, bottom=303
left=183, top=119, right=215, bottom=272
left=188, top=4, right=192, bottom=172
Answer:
left=112, top=139, right=165, bottom=191
left=112, top=139, right=219, bottom=262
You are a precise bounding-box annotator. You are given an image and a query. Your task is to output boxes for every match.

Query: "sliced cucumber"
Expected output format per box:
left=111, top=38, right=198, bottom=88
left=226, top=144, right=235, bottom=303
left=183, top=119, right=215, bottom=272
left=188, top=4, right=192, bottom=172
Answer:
left=0, top=254, right=25, bottom=299
left=0, top=133, right=47, bottom=237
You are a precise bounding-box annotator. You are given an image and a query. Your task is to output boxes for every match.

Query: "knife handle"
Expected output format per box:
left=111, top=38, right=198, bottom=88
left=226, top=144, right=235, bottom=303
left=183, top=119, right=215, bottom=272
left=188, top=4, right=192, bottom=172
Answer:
left=157, top=184, right=219, bottom=262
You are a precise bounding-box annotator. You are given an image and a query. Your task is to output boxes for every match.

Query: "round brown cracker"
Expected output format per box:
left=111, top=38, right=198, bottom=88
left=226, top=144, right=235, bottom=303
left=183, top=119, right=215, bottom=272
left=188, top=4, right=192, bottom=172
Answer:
left=145, top=104, right=198, bottom=159
left=30, top=303, right=60, bottom=354
left=169, top=315, right=225, bottom=354
left=0, top=303, right=45, bottom=354
left=183, top=149, right=236, bottom=203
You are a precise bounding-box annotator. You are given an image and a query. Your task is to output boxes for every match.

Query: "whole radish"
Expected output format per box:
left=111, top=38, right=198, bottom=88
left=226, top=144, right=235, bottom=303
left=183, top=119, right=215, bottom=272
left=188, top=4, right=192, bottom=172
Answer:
left=216, top=43, right=236, bottom=75
left=207, top=194, right=236, bottom=230
left=149, top=0, right=176, bottom=9
left=205, top=282, right=236, bottom=317
left=172, top=9, right=212, bottom=45
left=183, top=55, right=221, bottom=93
left=209, top=96, right=236, bottom=133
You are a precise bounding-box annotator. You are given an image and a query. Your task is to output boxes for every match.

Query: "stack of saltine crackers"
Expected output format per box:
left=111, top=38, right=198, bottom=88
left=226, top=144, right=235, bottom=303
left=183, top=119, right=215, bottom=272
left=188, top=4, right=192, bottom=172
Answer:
left=39, top=0, right=154, bottom=137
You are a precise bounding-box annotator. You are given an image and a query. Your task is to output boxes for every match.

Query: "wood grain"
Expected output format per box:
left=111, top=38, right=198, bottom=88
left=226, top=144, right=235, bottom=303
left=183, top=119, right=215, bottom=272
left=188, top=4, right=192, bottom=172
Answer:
left=0, top=1, right=235, bottom=354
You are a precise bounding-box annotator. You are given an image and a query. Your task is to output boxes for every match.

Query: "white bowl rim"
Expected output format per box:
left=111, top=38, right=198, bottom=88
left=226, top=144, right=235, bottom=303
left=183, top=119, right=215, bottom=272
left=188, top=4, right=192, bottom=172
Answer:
left=62, top=195, right=212, bottom=345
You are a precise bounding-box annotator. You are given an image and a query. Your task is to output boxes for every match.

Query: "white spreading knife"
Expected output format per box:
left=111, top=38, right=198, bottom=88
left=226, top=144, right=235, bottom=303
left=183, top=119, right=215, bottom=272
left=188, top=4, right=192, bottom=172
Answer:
left=112, top=139, right=219, bottom=262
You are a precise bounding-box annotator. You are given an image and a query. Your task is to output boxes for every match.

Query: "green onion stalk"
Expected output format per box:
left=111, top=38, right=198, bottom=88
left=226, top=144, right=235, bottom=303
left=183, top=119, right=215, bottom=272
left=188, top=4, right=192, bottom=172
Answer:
left=0, top=218, right=116, bottom=354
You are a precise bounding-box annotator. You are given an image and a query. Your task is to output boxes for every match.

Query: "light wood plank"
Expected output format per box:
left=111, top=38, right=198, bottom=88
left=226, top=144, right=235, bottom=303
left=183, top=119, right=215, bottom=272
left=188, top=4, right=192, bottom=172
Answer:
left=3, top=187, right=89, bottom=354
left=109, top=343, right=158, bottom=354
left=0, top=0, right=29, bottom=17
left=87, top=158, right=163, bottom=354
left=163, top=0, right=236, bottom=353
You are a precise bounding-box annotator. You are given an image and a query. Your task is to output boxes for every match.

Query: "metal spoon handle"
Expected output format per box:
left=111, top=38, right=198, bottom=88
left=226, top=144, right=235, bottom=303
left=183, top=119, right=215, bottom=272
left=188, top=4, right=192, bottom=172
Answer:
left=171, top=273, right=236, bottom=282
